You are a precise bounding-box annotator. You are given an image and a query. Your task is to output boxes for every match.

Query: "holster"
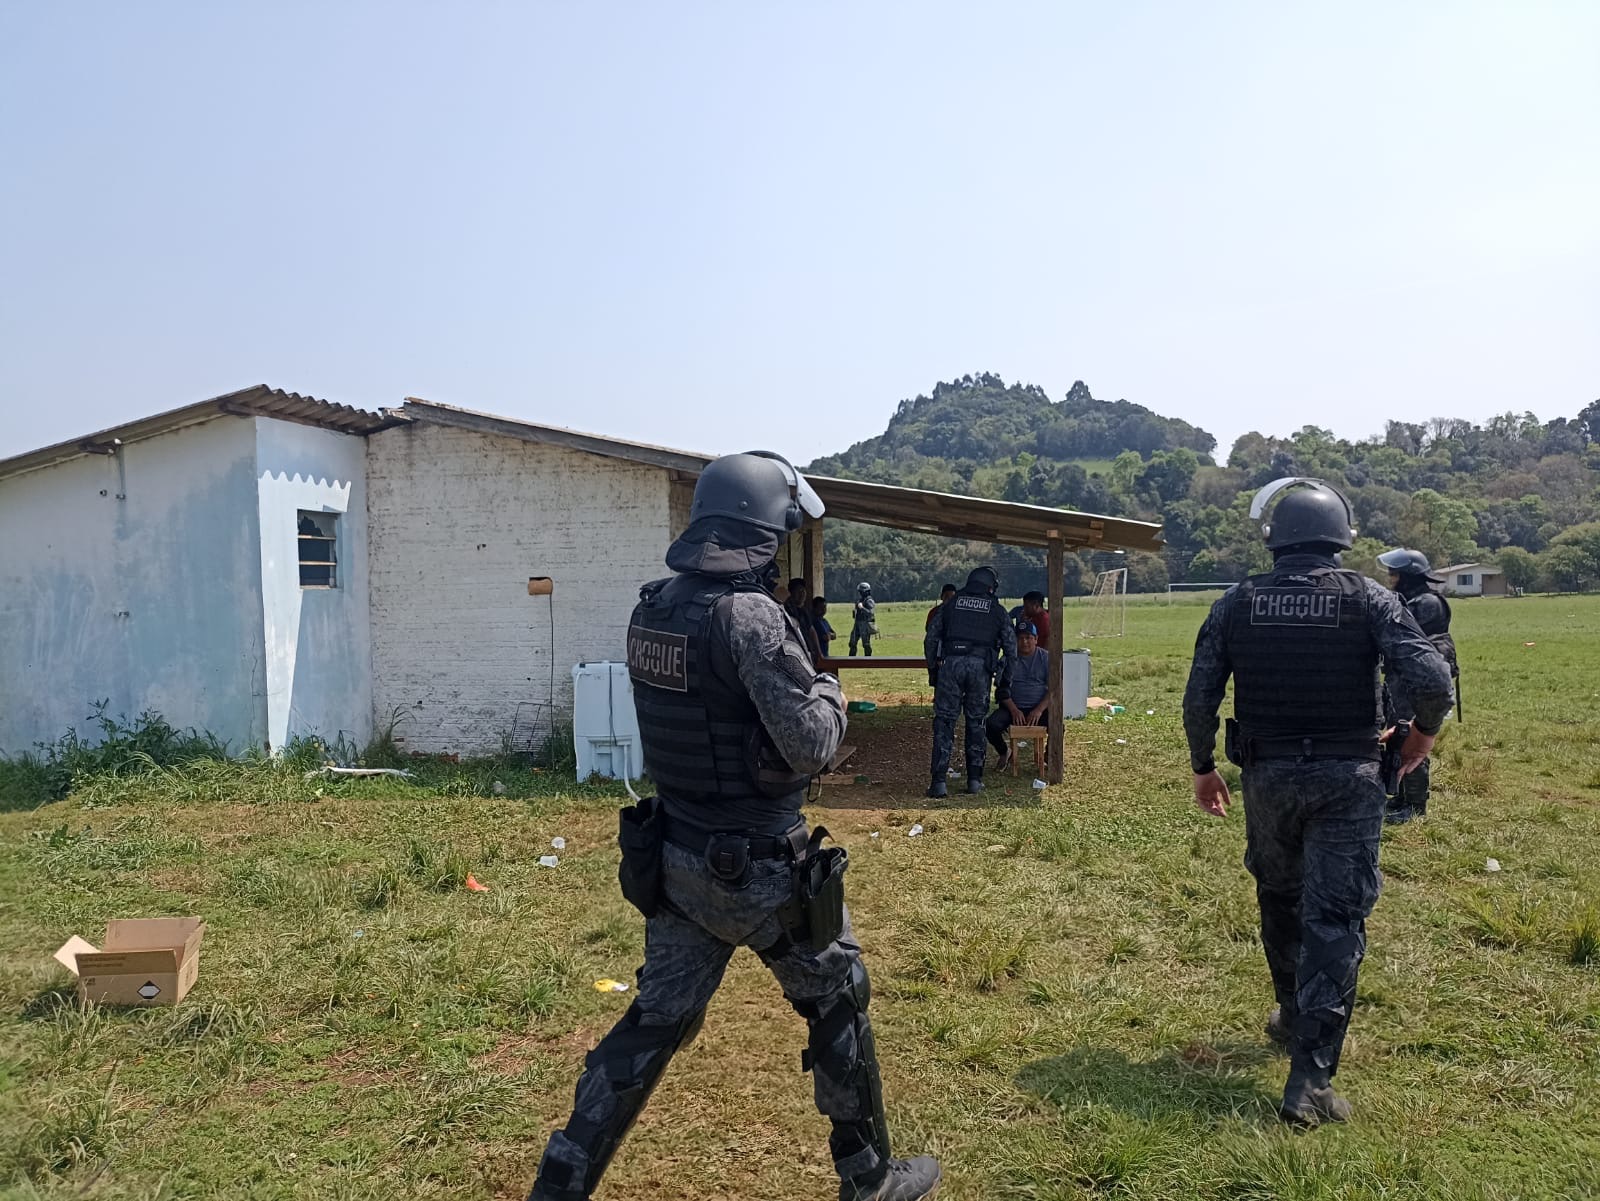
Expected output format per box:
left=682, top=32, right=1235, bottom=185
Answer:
left=617, top=796, right=665, bottom=917
left=1224, top=718, right=1244, bottom=767
left=780, top=826, right=848, bottom=948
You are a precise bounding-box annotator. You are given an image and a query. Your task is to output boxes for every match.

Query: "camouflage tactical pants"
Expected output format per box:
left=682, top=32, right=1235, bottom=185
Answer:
left=533, top=837, right=889, bottom=1197
left=930, top=654, right=993, bottom=781
left=849, top=620, right=873, bottom=656
left=1241, top=758, right=1385, bottom=1076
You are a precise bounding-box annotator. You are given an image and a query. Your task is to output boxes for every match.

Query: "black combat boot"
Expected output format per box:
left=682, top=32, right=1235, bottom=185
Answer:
left=926, top=778, right=947, bottom=799
left=1279, top=1063, right=1352, bottom=1127
left=840, top=1155, right=942, bottom=1201
left=966, top=775, right=984, bottom=795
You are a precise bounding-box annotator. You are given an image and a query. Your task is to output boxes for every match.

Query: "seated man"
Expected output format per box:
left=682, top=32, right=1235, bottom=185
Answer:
left=987, top=621, right=1050, bottom=770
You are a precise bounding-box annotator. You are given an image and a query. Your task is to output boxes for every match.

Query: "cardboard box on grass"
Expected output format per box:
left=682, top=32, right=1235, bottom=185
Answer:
left=53, top=918, right=205, bottom=1006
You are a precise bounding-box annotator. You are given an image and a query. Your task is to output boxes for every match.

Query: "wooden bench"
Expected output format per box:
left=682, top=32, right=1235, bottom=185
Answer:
left=1005, top=725, right=1048, bottom=776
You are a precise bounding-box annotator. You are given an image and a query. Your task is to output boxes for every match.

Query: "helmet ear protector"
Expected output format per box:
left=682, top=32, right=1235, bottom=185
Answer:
left=746, top=450, right=825, bottom=532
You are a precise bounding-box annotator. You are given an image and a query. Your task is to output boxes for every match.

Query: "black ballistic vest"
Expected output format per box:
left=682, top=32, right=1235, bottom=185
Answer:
left=943, top=591, right=1002, bottom=657
left=1227, top=566, right=1380, bottom=739
left=1404, top=591, right=1457, bottom=675
left=627, top=574, right=809, bottom=807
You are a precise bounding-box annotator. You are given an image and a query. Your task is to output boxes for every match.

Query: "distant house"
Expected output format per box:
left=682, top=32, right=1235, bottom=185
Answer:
left=1439, top=563, right=1507, bottom=597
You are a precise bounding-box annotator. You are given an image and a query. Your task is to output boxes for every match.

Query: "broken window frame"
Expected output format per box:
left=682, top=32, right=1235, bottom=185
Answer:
left=298, top=511, right=339, bottom=589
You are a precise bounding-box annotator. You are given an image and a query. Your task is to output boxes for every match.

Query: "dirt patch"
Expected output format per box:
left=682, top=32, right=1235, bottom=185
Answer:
left=812, top=705, right=1044, bottom=813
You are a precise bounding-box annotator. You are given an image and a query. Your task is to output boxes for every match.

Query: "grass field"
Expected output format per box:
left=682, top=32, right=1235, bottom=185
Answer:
left=3, top=594, right=1599, bottom=1200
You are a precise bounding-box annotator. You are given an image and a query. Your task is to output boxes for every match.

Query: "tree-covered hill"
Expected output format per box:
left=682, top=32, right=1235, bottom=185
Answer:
left=805, top=374, right=1600, bottom=602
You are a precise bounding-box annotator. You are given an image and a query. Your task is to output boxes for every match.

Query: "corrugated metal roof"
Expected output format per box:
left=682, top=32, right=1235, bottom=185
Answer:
left=807, top=475, right=1164, bottom=552
left=0, top=385, right=400, bottom=482
left=398, top=397, right=1163, bottom=552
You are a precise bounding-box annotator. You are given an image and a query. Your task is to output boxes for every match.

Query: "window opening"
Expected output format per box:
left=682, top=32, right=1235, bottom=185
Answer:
left=298, top=512, right=338, bottom=588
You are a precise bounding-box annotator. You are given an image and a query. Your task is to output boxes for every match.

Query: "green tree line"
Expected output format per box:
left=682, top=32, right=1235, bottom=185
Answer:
left=806, top=375, right=1600, bottom=602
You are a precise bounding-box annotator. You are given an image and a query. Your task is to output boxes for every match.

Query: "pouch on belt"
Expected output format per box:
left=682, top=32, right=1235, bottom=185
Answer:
left=617, top=796, right=665, bottom=917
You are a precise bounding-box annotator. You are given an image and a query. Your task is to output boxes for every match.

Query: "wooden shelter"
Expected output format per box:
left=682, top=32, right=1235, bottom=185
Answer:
left=770, top=475, right=1164, bottom=785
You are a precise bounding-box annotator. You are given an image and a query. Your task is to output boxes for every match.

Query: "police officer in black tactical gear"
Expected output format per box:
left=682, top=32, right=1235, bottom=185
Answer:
left=924, top=565, right=1017, bottom=798
left=1182, top=478, right=1454, bottom=1128
left=1377, top=548, right=1458, bottom=825
left=527, top=452, right=941, bottom=1201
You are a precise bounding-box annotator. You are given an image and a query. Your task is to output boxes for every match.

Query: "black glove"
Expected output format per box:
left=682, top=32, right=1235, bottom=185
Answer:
left=928, top=669, right=939, bottom=687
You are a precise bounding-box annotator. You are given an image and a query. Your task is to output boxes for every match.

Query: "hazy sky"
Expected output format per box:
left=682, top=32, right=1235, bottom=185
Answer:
left=2, top=2, right=1596, bottom=467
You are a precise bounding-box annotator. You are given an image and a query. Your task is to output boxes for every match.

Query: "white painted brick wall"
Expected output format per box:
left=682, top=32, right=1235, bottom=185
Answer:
left=366, top=423, right=673, bottom=756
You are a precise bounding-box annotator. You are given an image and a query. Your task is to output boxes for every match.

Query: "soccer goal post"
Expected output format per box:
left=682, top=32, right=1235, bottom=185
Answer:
left=1165, top=582, right=1233, bottom=604
left=1081, top=568, right=1128, bottom=638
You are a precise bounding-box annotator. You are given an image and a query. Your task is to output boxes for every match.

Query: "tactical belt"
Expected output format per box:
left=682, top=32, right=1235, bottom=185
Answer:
left=660, top=813, right=809, bottom=861
left=945, top=642, right=987, bottom=657
left=1244, top=733, right=1380, bottom=764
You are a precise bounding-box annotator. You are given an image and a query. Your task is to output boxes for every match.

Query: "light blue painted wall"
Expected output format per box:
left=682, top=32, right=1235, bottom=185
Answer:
left=254, top=419, right=372, bottom=752
left=0, top=418, right=266, bottom=755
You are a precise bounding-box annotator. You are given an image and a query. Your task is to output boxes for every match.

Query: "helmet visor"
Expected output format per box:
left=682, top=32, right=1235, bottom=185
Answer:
left=1249, top=476, right=1324, bottom=520
left=793, top=471, right=825, bottom=520
left=748, top=450, right=826, bottom=520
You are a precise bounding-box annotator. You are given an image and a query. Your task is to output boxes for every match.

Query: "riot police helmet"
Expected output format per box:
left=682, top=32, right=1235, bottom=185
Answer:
left=688, top=451, right=825, bottom=534
left=1250, top=477, right=1356, bottom=551
left=1378, top=547, right=1444, bottom=583
left=966, top=566, right=1000, bottom=594
left=858, top=581, right=872, bottom=594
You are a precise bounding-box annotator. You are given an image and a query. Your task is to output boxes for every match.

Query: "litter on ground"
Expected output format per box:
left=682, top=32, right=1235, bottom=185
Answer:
left=551, top=836, right=567, bottom=850
left=908, top=824, right=924, bottom=838
left=1486, top=858, right=1502, bottom=873
left=464, top=874, right=489, bottom=892
left=593, top=979, right=629, bottom=993
left=537, top=855, right=560, bottom=868
left=1032, top=779, right=1047, bottom=790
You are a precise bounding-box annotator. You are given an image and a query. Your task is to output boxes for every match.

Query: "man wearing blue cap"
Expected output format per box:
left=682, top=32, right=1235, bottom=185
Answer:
left=987, top=621, right=1050, bottom=770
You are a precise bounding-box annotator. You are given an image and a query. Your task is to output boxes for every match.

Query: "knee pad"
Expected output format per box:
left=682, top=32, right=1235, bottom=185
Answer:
left=797, top=959, right=890, bottom=1166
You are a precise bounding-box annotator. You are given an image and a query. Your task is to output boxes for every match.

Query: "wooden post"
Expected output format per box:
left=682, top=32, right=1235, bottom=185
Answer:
left=1047, top=535, right=1065, bottom=785
left=802, top=517, right=825, bottom=599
